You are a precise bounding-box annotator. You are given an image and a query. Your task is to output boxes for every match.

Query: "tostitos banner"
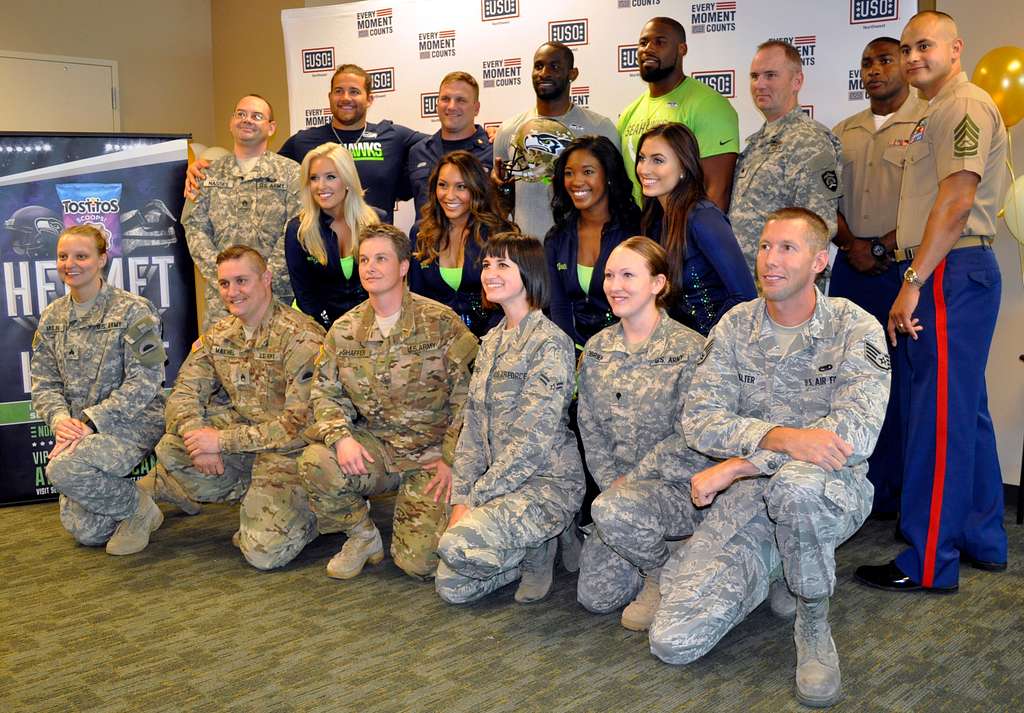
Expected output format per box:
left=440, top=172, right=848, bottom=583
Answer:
left=0, top=133, right=196, bottom=505
left=282, top=0, right=918, bottom=220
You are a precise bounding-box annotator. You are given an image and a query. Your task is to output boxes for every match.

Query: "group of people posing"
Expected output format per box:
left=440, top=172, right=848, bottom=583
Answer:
left=32, top=11, right=1009, bottom=710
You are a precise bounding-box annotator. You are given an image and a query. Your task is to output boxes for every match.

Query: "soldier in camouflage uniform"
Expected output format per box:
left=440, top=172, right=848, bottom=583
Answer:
left=436, top=233, right=584, bottom=605
left=31, top=225, right=167, bottom=554
left=729, top=42, right=842, bottom=277
left=651, top=209, right=889, bottom=708
left=574, top=237, right=710, bottom=631
left=182, top=94, right=300, bottom=329
left=299, top=224, right=478, bottom=581
left=148, top=245, right=325, bottom=570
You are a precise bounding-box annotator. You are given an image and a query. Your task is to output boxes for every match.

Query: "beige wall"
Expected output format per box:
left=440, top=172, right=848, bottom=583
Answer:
left=210, top=0, right=303, bottom=152
left=0, top=0, right=215, bottom=144
left=939, top=0, right=1024, bottom=487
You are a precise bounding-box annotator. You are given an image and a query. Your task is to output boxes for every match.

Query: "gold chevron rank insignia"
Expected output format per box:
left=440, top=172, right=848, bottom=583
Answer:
left=953, top=114, right=980, bottom=158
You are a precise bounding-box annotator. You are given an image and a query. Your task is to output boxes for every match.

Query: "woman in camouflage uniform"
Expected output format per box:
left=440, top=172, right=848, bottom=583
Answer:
left=436, top=232, right=583, bottom=604
left=31, top=225, right=167, bottom=555
left=575, top=237, right=710, bottom=632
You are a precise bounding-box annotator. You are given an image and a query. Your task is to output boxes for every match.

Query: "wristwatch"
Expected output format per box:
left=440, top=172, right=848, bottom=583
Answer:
left=870, top=238, right=887, bottom=259
left=903, top=267, right=925, bottom=287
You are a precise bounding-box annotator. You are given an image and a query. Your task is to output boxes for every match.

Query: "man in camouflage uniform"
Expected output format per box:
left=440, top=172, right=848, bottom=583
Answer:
left=575, top=311, right=710, bottom=631
left=729, top=41, right=843, bottom=278
left=654, top=209, right=889, bottom=708
left=32, top=280, right=167, bottom=554
left=299, top=224, right=477, bottom=581
left=145, top=245, right=325, bottom=570
left=182, top=94, right=299, bottom=328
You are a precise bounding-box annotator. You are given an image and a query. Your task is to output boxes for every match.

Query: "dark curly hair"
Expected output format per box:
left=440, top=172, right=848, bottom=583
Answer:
left=416, top=150, right=513, bottom=265
left=547, top=135, right=640, bottom=240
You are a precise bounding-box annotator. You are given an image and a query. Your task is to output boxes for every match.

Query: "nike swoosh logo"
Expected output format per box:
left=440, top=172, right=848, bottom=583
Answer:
left=719, top=139, right=732, bottom=146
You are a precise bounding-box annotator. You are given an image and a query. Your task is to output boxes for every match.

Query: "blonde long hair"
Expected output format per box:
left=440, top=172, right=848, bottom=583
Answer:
left=297, top=142, right=379, bottom=264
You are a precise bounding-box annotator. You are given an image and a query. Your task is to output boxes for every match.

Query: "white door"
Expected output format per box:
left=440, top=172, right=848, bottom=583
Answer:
left=0, top=51, right=119, bottom=132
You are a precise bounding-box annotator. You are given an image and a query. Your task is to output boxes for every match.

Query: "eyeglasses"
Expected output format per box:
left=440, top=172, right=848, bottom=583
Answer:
left=233, top=110, right=268, bottom=122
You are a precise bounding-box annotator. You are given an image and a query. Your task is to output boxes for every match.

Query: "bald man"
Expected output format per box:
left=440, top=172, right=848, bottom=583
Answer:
left=855, top=11, right=1009, bottom=594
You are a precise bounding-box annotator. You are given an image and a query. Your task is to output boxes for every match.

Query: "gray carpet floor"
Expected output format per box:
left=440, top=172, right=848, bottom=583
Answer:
left=1, top=500, right=1020, bottom=713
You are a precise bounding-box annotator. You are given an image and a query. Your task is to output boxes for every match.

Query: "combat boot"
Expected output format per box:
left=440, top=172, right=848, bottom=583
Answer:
left=621, top=566, right=662, bottom=631
left=106, top=488, right=164, bottom=556
left=515, top=538, right=557, bottom=603
left=794, top=596, right=841, bottom=708
left=326, top=515, right=384, bottom=579
left=558, top=522, right=582, bottom=573
left=138, top=467, right=201, bottom=516
left=770, top=578, right=797, bottom=619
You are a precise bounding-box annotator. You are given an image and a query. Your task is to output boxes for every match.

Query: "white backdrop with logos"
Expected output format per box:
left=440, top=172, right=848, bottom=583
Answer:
left=282, top=0, right=918, bottom=153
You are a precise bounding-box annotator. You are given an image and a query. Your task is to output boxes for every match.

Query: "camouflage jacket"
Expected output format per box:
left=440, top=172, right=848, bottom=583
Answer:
left=451, top=310, right=584, bottom=508
left=683, top=290, right=890, bottom=478
left=729, top=108, right=843, bottom=275
left=577, top=312, right=712, bottom=490
left=31, top=282, right=166, bottom=449
left=165, top=300, right=324, bottom=453
left=181, top=151, right=300, bottom=294
left=307, top=290, right=478, bottom=471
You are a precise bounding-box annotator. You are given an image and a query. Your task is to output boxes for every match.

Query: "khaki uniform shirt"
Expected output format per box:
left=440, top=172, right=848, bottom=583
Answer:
left=896, top=72, right=1008, bottom=249
left=307, top=290, right=478, bottom=471
left=833, top=96, right=927, bottom=238
left=165, top=300, right=325, bottom=453
left=683, top=291, right=890, bottom=486
left=31, top=282, right=167, bottom=449
left=577, top=312, right=712, bottom=490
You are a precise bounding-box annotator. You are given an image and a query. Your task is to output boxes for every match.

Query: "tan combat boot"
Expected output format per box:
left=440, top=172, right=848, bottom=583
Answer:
left=326, top=514, right=384, bottom=580
left=621, top=566, right=662, bottom=631
left=794, top=597, right=842, bottom=708
left=515, top=538, right=557, bottom=603
left=106, top=488, right=164, bottom=556
left=137, top=467, right=201, bottom=516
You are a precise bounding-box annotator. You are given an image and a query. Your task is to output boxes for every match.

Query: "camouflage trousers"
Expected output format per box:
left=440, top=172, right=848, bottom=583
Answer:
left=435, top=483, right=575, bottom=604
left=46, top=433, right=149, bottom=546
left=297, top=430, right=448, bottom=580
left=650, top=463, right=872, bottom=665
left=578, top=479, right=702, bottom=614
left=154, top=433, right=317, bottom=571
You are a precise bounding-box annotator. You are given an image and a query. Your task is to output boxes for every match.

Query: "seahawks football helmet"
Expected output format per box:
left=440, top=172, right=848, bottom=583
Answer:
left=3, top=205, right=63, bottom=258
left=503, top=117, right=575, bottom=184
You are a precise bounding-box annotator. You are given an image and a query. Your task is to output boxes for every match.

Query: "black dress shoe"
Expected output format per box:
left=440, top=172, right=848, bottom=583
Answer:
left=854, top=561, right=958, bottom=594
left=960, top=555, right=1008, bottom=572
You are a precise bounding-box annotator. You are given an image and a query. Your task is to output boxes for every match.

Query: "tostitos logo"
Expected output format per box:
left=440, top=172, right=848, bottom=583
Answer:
left=357, top=7, right=393, bottom=37
left=481, top=0, right=518, bottom=22
left=367, top=68, right=395, bottom=94
left=692, top=70, right=735, bottom=98
left=549, top=19, right=588, bottom=47
left=302, top=47, right=334, bottom=74
left=850, top=0, right=898, bottom=24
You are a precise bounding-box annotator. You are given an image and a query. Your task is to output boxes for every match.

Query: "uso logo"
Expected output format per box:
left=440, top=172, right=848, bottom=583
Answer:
left=481, top=0, right=518, bottom=22
left=692, top=70, right=735, bottom=98
left=302, top=47, right=334, bottom=74
left=549, top=19, right=588, bottom=47
left=421, top=93, right=439, bottom=119
left=367, top=67, right=395, bottom=94
left=801, top=105, right=815, bottom=119
left=850, top=0, right=898, bottom=24
left=617, top=45, right=638, bottom=73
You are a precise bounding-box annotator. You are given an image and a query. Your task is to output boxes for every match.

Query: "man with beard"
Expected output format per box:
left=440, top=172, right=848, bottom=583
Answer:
left=829, top=37, right=926, bottom=517
left=187, top=65, right=426, bottom=225
left=618, top=17, right=739, bottom=211
left=492, top=42, right=619, bottom=241
left=407, top=72, right=493, bottom=218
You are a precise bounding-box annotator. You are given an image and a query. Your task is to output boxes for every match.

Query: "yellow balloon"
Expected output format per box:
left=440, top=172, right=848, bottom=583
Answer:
left=1003, top=174, right=1024, bottom=246
left=972, top=46, right=1024, bottom=128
